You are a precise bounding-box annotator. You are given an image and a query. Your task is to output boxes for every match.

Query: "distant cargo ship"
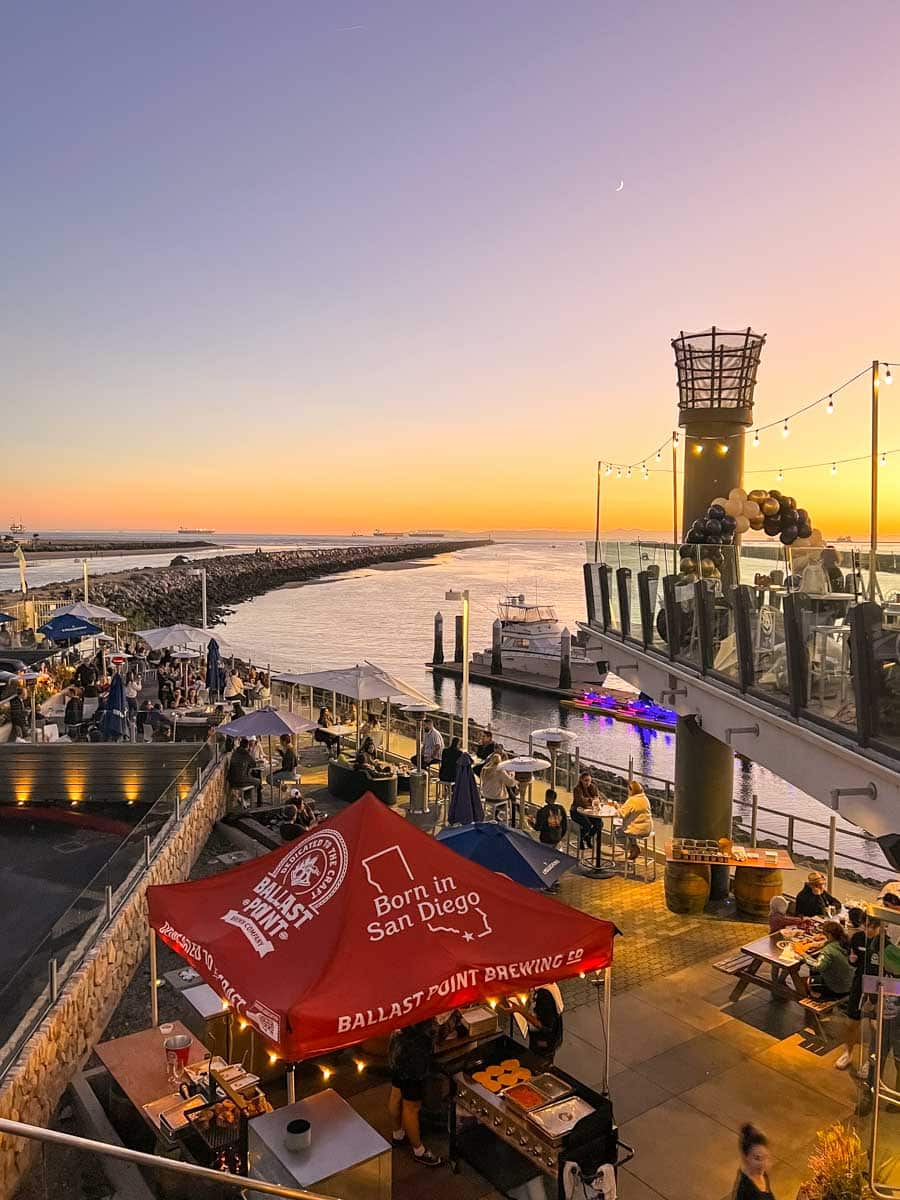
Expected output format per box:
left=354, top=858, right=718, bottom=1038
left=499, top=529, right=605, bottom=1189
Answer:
left=409, top=530, right=445, bottom=537
left=178, top=526, right=214, bottom=535
left=9, top=522, right=24, bottom=535
left=372, top=530, right=404, bottom=537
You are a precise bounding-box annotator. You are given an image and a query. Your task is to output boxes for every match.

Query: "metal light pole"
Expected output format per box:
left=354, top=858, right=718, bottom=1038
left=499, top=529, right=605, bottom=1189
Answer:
left=192, top=568, right=208, bottom=629
left=80, top=559, right=89, bottom=602
left=870, top=360, right=881, bottom=602
left=445, top=589, right=470, bottom=752
left=593, top=460, right=601, bottom=563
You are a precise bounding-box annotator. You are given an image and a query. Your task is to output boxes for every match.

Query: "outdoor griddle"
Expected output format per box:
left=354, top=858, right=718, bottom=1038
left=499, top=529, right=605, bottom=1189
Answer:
left=441, top=1034, right=630, bottom=1198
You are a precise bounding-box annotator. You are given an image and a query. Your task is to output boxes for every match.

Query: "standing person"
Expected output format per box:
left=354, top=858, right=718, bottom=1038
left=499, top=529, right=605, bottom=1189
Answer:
left=124, top=670, right=142, bottom=718
left=438, top=736, right=463, bottom=789
left=412, top=718, right=443, bottom=770
left=615, top=780, right=654, bottom=860
left=794, top=871, right=840, bottom=918
left=531, top=788, right=567, bottom=846
left=8, top=686, right=29, bottom=740
left=571, top=770, right=602, bottom=850
left=472, top=728, right=497, bottom=777
left=387, top=1020, right=442, bottom=1168
left=836, top=907, right=872, bottom=1071
left=731, top=1124, right=775, bottom=1198
left=64, top=688, right=84, bottom=740
left=503, top=985, right=565, bottom=1067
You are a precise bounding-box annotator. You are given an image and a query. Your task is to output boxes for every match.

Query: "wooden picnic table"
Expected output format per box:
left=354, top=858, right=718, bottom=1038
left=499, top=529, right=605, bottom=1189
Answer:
left=721, top=932, right=836, bottom=1039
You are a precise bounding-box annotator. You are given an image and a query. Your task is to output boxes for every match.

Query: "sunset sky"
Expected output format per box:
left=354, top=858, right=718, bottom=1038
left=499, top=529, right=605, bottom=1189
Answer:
left=3, top=1, right=900, bottom=536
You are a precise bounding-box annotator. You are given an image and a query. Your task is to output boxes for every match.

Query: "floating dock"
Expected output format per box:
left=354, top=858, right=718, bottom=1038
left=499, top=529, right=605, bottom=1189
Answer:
left=427, top=660, right=635, bottom=705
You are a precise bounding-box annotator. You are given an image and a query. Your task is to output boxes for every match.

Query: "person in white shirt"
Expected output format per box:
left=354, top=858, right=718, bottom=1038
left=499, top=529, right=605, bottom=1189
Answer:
left=412, top=718, right=444, bottom=769
left=124, top=671, right=142, bottom=717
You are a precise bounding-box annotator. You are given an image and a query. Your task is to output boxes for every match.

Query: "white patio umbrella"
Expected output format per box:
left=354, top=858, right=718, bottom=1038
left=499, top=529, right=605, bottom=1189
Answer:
left=216, top=707, right=319, bottom=801
left=52, top=600, right=126, bottom=624
left=136, top=624, right=232, bottom=654
left=272, top=661, right=433, bottom=745
left=501, top=756, right=549, bottom=829
left=530, top=727, right=578, bottom=787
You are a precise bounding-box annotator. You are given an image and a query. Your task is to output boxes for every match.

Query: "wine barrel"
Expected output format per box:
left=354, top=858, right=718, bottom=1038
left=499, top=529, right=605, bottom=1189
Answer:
left=665, top=861, right=711, bottom=914
left=733, top=865, right=783, bottom=918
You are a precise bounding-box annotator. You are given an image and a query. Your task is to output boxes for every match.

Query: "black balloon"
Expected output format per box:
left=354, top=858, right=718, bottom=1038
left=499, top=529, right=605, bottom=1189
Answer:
left=782, top=508, right=798, bottom=525
left=691, top=518, right=705, bottom=533
left=780, top=525, right=799, bottom=545
left=686, top=530, right=704, bottom=544
left=797, top=523, right=812, bottom=539
left=704, top=518, right=722, bottom=536
left=721, top=515, right=737, bottom=533
left=797, top=509, right=809, bottom=523
left=763, top=517, right=782, bottom=537
left=707, top=504, right=726, bottom=521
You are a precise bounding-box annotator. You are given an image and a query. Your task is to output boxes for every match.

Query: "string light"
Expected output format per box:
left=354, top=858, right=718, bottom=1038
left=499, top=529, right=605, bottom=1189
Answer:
left=717, top=443, right=729, bottom=456
left=777, top=468, right=783, bottom=481
left=782, top=420, right=790, bottom=438
left=626, top=466, right=632, bottom=477
left=692, top=442, right=704, bottom=455
left=752, top=429, right=760, bottom=447
left=881, top=452, right=887, bottom=466
left=832, top=463, right=838, bottom=475
left=826, top=395, right=834, bottom=415
left=605, top=464, right=612, bottom=476
left=887, top=366, right=893, bottom=385
left=616, top=467, right=622, bottom=478
left=656, top=449, right=661, bottom=461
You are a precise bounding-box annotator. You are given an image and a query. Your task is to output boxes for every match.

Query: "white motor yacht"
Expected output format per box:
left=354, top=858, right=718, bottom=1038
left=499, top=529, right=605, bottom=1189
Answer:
left=471, top=595, right=616, bottom=688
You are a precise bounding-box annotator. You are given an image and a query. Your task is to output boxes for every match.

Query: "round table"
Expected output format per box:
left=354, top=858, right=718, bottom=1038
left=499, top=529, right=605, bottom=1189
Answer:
left=575, top=804, right=620, bottom=878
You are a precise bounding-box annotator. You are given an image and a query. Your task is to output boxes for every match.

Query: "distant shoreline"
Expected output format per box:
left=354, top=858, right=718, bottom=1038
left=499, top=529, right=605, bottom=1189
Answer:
left=0, top=540, right=219, bottom=561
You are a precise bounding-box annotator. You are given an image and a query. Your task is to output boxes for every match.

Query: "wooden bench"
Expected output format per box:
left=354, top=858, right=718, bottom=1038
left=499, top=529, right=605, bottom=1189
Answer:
left=714, top=954, right=754, bottom=977
left=799, top=995, right=843, bottom=1040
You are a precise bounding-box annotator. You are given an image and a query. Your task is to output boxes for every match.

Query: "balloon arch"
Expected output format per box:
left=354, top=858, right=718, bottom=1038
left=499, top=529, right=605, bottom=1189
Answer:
left=680, top=486, right=824, bottom=576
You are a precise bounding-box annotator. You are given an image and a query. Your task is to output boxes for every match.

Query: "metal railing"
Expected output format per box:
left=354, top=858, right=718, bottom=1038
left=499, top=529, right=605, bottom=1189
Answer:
left=0, top=1117, right=333, bottom=1199
left=0, top=741, right=221, bottom=1080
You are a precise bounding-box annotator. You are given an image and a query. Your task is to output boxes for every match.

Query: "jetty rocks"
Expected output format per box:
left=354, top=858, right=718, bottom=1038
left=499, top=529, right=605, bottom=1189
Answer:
left=10, top=540, right=487, bottom=628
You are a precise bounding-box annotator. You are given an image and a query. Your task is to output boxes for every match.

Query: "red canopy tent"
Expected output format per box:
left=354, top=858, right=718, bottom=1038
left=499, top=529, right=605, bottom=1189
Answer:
left=147, top=794, right=617, bottom=1060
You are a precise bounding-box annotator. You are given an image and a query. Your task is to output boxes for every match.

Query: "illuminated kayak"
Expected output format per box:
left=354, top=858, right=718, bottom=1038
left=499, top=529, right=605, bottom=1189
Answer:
left=561, top=691, right=678, bottom=731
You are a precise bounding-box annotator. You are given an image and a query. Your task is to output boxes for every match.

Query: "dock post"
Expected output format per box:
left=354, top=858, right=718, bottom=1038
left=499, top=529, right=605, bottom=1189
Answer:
left=454, top=615, right=464, bottom=663
left=432, top=612, right=445, bottom=665
left=491, top=619, right=502, bottom=675
left=559, top=628, right=572, bottom=690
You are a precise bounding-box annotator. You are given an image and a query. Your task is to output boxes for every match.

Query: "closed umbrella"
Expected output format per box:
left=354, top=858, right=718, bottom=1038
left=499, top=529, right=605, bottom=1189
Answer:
left=436, top=823, right=580, bottom=889
left=206, top=638, right=221, bottom=702
left=100, top=674, right=129, bottom=741
left=448, top=753, right=484, bottom=825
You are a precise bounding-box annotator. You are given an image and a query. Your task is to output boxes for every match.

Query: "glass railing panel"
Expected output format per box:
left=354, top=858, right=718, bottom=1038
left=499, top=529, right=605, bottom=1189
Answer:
left=0, top=937, right=51, bottom=1074
left=746, top=596, right=793, bottom=709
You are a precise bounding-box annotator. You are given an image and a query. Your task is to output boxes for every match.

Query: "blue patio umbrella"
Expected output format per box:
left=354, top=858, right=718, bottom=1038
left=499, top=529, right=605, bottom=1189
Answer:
left=38, top=613, right=103, bottom=644
left=436, top=822, right=580, bottom=889
left=100, top=673, right=129, bottom=741
left=0, top=613, right=15, bottom=624
left=448, top=753, right=484, bottom=825
left=206, top=638, right=221, bottom=701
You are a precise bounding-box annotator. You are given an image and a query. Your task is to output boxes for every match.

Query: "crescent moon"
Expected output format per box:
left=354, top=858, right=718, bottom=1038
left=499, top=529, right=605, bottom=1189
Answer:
left=615, top=180, right=624, bottom=192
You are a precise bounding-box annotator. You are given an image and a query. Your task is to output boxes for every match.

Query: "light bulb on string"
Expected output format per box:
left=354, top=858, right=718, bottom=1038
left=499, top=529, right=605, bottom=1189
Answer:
left=886, top=366, right=893, bottom=385
left=777, top=468, right=783, bottom=482
left=656, top=449, right=661, bottom=461
left=831, top=463, right=838, bottom=475
left=718, top=443, right=729, bottom=456
left=626, top=466, right=632, bottom=478
left=752, top=429, right=760, bottom=447
left=605, top=464, right=612, bottom=476
left=826, top=395, right=834, bottom=415
left=782, top=420, right=790, bottom=438
left=881, top=452, right=887, bottom=466
left=616, top=467, right=622, bottom=479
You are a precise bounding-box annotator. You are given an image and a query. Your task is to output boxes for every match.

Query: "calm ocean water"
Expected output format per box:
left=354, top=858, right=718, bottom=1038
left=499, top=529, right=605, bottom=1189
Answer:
left=1, top=534, right=893, bottom=880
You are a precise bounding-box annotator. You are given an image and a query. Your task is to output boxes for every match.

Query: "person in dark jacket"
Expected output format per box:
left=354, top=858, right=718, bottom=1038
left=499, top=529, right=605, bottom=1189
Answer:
left=794, top=870, right=840, bottom=918
left=472, top=729, right=497, bottom=777
left=8, top=688, right=28, bottom=740
left=439, top=737, right=463, bottom=785
left=64, top=689, right=84, bottom=740
left=227, top=738, right=262, bottom=806
left=387, top=1020, right=442, bottom=1167
left=731, top=1124, right=775, bottom=1199
left=531, top=789, right=568, bottom=846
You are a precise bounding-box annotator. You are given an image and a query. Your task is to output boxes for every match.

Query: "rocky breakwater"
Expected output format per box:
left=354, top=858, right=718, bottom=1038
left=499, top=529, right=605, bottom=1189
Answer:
left=7, top=540, right=488, bottom=628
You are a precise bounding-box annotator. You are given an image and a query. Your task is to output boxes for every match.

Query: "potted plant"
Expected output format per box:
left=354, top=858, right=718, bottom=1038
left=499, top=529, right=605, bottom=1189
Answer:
left=797, top=1123, right=873, bottom=1199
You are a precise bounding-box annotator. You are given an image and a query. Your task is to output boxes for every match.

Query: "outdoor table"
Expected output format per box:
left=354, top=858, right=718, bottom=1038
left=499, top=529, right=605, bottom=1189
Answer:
left=94, top=1021, right=206, bottom=1137
left=729, top=931, right=824, bottom=1006
left=246, top=1089, right=391, bottom=1200
left=324, top=722, right=354, bottom=754
left=576, top=804, right=619, bottom=878
left=666, top=844, right=793, bottom=916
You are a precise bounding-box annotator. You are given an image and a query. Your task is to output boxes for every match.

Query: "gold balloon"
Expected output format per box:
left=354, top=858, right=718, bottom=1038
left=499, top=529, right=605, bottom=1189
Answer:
left=700, top=558, right=716, bottom=576
left=762, top=498, right=780, bottom=516
left=679, top=559, right=697, bottom=574
left=749, top=514, right=765, bottom=530
left=748, top=489, right=768, bottom=505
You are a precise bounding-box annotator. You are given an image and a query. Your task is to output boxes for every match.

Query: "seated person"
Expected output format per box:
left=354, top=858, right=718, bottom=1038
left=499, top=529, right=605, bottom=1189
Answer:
left=353, top=737, right=393, bottom=777
left=314, top=706, right=340, bottom=754
left=531, top=788, right=567, bottom=846
left=269, top=733, right=299, bottom=784
left=768, top=895, right=814, bottom=934
left=0, top=625, right=11, bottom=649
left=794, top=870, right=840, bottom=918
left=279, top=800, right=315, bottom=841
left=805, top=921, right=853, bottom=999
left=571, top=770, right=602, bottom=849
left=480, top=753, right=517, bottom=815
left=615, top=780, right=653, bottom=860
left=472, top=728, right=497, bottom=776
left=227, top=737, right=263, bottom=806
left=359, top=713, right=383, bottom=749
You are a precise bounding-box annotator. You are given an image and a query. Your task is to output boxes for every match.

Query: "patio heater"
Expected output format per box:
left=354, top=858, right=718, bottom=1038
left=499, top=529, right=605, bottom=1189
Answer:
left=670, top=327, right=765, bottom=903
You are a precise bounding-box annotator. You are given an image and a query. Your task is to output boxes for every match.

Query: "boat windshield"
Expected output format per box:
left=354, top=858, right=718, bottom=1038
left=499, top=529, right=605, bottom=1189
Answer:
left=498, top=603, right=558, bottom=623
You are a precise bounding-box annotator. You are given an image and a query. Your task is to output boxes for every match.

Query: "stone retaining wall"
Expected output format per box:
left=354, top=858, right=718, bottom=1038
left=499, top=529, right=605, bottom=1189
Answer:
left=0, top=764, right=227, bottom=1198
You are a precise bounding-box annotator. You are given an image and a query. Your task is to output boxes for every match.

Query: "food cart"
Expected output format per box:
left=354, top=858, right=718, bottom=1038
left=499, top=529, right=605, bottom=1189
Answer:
left=143, top=793, right=621, bottom=1196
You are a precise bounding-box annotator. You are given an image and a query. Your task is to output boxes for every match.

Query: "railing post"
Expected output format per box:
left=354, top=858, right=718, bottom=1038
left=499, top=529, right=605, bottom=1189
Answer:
left=49, top=958, right=58, bottom=1003
left=573, top=746, right=580, bottom=788
left=750, top=793, right=758, bottom=848
left=827, top=814, right=837, bottom=895
left=144, top=835, right=152, bottom=868
left=175, top=795, right=181, bottom=821
left=786, top=816, right=795, bottom=856
left=105, top=885, right=113, bottom=921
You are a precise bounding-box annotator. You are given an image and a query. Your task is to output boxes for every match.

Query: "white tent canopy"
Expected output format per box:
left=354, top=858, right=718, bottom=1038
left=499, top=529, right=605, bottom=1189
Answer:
left=52, top=600, right=126, bottom=624
left=272, top=661, right=432, bottom=706
left=136, top=624, right=232, bottom=654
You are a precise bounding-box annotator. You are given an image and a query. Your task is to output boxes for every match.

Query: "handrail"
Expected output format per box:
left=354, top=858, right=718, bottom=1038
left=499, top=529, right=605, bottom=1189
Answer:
left=0, top=1116, right=334, bottom=1199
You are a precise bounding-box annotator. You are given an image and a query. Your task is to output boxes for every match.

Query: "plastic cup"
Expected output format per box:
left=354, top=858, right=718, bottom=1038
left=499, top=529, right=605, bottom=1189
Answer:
left=164, top=1034, right=192, bottom=1081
